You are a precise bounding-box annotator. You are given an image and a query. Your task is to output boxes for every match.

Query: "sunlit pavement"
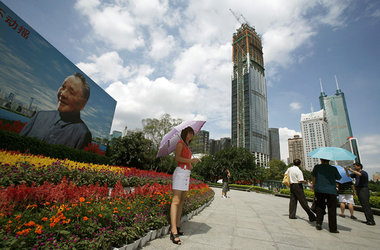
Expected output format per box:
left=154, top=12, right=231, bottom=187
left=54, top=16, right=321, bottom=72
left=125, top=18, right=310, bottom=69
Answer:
left=142, top=188, right=380, bottom=250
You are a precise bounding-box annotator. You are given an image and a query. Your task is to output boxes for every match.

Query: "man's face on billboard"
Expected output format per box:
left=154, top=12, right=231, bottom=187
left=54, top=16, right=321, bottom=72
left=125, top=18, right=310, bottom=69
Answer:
left=57, top=76, right=87, bottom=113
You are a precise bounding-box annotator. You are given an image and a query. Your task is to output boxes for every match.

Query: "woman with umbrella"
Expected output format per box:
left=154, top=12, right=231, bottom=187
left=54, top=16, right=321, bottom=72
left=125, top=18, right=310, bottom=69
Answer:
left=169, top=126, right=200, bottom=245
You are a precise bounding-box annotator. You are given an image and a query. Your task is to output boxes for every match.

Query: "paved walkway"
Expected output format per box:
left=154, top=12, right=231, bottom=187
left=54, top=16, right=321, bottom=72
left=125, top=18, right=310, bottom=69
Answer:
left=142, top=188, right=379, bottom=250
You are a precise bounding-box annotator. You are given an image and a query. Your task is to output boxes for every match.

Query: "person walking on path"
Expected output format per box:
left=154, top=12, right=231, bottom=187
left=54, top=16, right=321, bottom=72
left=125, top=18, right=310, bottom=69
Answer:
left=348, top=163, right=376, bottom=225
left=337, top=167, right=357, bottom=220
left=169, top=127, right=199, bottom=245
left=285, top=159, right=316, bottom=221
left=222, top=168, right=231, bottom=198
left=312, top=159, right=342, bottom=233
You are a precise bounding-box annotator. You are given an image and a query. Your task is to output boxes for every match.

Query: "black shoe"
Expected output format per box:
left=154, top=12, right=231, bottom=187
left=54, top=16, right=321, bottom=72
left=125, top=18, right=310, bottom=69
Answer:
left=338, top=214, right=345, bottom=218
left=366, top=221, right=376, bottom=226
left=170, top=232, right=182, bottom=245
left=350, top=215, right=357, bottom=220
left=177, top=227, right=184, bottom=235
left=289, top=217, right=297, bottom=219
left=316, top=224, right=322, bottom=230
left=309, top=217, right=316, bottom=222
left=330, top=230, right=339, bottom=233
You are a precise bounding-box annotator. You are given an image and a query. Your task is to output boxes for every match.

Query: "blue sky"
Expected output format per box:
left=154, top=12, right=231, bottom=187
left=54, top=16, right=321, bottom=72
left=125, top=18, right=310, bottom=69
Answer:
left=2, top=0, right=379, bottom=178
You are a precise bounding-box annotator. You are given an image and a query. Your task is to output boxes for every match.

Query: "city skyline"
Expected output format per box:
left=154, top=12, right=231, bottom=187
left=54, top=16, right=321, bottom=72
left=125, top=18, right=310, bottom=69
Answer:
left=2, top=0, right=379, bottom=178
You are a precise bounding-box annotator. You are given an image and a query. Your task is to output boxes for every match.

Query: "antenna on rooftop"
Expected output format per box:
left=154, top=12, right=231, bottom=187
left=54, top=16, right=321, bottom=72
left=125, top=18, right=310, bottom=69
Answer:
left=335, top=75, right=340, bottom=90
left=319, top=78, right=324, bottom=93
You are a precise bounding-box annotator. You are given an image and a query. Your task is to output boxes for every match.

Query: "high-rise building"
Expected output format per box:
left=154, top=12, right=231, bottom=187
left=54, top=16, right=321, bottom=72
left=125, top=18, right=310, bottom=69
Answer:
left=231, top=23, right=269, bottom=167
left=191, top=130, right=209, bottom=154
left=301, top=109, right=331, bottom=170
left=338, top=137, right=361, bottom=167
left=288, top=135, right=305, bottom=169
left=268, top=128, right=280, bottom=160
left=319, top=77, right=353, bottom=147
left=209, top=137, right=231, bottom=155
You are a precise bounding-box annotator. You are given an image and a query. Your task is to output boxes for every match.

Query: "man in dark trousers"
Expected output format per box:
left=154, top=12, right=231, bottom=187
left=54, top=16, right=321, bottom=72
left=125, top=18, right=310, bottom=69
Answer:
left=312, top=159, right=341, bottom=233
left=348, top=163, right=376, bottom=225
left=285, top=159, right=316, bottom=221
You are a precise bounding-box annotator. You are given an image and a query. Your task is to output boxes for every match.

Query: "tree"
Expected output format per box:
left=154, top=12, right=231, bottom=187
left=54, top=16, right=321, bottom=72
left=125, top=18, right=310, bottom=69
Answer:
left=263, top=159, right=288, bottom=181
left=142, top=113, right=182, bottom=149
left=107, top=131, right=155, bottom=170
left=193, top=147, right=260, bottom=183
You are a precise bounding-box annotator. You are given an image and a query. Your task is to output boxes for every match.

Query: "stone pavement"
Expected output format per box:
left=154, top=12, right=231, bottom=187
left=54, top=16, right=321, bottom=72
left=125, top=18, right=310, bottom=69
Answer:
left=142, top=188, right=380, bottom=250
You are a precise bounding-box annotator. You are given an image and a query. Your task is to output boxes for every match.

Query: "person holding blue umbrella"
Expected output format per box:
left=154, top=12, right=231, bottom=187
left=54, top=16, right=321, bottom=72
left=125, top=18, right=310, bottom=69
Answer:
left=311, top=159, right=342, bottom=233
left=335, top=166, right=357, bottom=219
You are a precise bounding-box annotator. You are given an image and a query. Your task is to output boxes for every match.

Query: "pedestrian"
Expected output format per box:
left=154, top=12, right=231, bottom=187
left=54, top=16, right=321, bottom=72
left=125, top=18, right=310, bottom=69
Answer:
left=222, top=168, right=231, bottom=198
left=337, top=168, right=357, bottom=219
left=285, top=159, right=316, bottom=221
left=169, top=126, right=199, bottom=245
left=312, top=159, right=342, bottom=233
left=348, top=163, right=376, bottom=225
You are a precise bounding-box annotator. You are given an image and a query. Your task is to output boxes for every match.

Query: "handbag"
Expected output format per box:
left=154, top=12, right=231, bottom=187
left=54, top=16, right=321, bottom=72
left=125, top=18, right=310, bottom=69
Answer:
left=282, top=173, right=290, bottom=187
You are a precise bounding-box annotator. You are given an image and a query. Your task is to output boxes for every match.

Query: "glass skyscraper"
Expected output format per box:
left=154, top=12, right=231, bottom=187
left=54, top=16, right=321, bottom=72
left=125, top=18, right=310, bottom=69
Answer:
left=231, top=24, right=269, bottom=167
left=319, top=80, right=353, bottom=147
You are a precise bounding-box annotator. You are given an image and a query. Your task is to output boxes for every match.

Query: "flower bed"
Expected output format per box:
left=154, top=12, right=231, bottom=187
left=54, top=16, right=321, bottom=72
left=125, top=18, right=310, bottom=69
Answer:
left=0, top=150, right=215, bottom=249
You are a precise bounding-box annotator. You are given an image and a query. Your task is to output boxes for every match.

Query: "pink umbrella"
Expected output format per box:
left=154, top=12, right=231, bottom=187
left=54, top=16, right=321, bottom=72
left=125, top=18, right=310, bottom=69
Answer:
left=156, top=120, right=206, bottom=158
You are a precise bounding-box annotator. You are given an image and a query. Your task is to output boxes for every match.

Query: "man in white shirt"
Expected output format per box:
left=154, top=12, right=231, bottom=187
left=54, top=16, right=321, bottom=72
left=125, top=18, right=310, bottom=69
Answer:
left=285, top=159, right=316, bottom=221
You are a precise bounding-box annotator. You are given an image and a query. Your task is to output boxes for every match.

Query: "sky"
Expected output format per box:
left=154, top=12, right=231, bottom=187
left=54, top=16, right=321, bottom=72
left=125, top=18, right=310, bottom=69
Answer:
left=2, top=0, right=380, bottom=178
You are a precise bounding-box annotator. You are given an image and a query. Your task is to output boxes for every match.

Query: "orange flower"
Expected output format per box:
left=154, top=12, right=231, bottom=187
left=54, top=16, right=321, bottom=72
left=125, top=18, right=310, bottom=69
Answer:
left=98, top=214, right=103, bottom=218
left=25, top=221, right=36, bottom=227
left=44, top=202, right=50, bottom=205
left=79, top=197, right=85, bottom=203
left=50, top=222, right=56, bottom=228
left=15, top=214, right=21, bottom=220
left=35, top=225, right=43, bottom=234
left=83, top=216, right=89, bottom=221
left=127, top=207, right=131, bottom=210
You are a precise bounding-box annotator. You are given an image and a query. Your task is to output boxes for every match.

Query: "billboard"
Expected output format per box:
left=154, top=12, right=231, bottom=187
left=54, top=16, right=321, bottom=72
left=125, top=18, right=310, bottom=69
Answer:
left=0, top=2, right=116, bottom=149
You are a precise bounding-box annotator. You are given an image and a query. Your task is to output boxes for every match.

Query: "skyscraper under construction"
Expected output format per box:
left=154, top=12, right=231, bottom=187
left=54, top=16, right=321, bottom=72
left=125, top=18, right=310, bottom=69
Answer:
left=231, top=23, right=269, bottom=167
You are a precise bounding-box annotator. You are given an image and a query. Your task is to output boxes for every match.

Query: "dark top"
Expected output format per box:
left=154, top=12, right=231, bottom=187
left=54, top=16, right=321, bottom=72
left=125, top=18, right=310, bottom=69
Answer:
left=223, top=171, right=229, bottom=183
left=337, top=181, right=354, bottom=195
left=312, top=164, right=341, bottom=195
left=350, top=170, right=369, bottom=188
left=20, top=110, right=91, bottom=149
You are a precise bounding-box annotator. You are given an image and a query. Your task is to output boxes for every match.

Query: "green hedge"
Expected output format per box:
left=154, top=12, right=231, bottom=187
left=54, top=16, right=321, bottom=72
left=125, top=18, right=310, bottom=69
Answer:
left=0, top=130, right=110, bottom=165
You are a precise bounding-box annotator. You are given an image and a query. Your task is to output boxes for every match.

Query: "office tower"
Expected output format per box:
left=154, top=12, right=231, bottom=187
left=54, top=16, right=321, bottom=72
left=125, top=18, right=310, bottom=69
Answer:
left=231, top=23, right=269, bottom=167
left=301, top=109, right=331, bottom=170
left=268, top=128, right=281, bottom=160
left=209, top=137, right=231, bottom=155
left=338, top=137, right=361, bottom=167
left=191, top=130, right=209, bottom=154
left=288, top=135, right=305, bottom=169
left=319, top=77, right=353, bottom=147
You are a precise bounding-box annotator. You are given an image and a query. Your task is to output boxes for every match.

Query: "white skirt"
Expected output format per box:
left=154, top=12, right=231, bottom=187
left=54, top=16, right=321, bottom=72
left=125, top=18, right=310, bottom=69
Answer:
left=172, top=167, right=191, bottom=191
left=338, top=194, right=355, bottom=204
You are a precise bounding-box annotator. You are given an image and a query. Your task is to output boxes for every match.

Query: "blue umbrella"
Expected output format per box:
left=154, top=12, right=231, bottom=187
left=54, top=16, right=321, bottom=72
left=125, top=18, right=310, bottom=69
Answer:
left=308, top=147, right=357, bottom=161
left=333, top=165, right=353, bottom=184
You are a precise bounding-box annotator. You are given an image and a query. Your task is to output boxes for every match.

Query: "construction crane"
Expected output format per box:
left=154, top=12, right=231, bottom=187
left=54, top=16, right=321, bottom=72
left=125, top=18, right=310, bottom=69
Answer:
left=229, top=8, right=250, bottom=26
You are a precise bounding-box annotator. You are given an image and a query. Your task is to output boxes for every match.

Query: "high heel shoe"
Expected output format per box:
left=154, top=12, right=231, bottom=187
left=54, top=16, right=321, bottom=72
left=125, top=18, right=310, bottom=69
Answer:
left=170, top=232, right=181, bottom=245
left=177, top=226, right=184, bottom=236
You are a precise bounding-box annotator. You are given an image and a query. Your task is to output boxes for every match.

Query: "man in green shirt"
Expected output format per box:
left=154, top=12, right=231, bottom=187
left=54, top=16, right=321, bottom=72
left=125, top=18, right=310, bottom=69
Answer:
left=312, top=159, right=341, bottom=233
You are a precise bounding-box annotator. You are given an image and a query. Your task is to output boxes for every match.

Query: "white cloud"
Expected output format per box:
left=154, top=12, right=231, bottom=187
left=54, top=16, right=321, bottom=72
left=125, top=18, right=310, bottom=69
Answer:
left=74, top=0, right=351, bottom=140
left=279, top=127, right=301, bottom=162
left=290, top=102, right=302, bottom=111
left=148, top=28, right=177, bottom=60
